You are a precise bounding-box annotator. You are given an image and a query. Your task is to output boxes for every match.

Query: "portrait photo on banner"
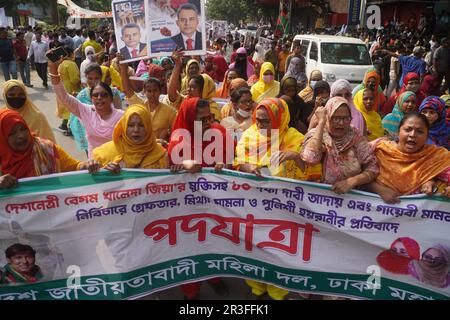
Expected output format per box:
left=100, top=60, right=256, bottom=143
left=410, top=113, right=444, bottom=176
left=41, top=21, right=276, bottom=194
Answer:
left=112, top=0, right=148, bottom=64
left=146, top=0, right=206, bottom=57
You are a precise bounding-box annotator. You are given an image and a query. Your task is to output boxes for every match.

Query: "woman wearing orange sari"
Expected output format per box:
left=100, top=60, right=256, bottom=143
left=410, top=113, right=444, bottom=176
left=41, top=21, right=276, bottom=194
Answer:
left=368, top=113, right=450, bottom=204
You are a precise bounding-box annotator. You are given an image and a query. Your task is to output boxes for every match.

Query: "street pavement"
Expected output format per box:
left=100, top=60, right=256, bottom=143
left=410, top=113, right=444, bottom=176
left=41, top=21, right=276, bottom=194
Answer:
left=0, top=70, right=315, bottom=300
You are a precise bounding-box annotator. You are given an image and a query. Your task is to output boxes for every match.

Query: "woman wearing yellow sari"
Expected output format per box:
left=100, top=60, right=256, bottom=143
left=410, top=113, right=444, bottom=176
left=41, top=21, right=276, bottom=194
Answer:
left=353, top=88, right=384, bottom=141
left=93, top=104, right=168, bottom=171
left=2, top=80, right=56, bottom=143
left=250, top=62, right=280, bottom=104
left=235, top=98, right=321, bottom=300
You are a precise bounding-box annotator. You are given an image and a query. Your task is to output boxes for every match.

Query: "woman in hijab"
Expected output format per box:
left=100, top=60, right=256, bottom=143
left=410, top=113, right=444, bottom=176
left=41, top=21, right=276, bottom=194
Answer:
left=409, top=245, right=450, bottom=288
left=299, top=69, right=323, bottom=104
left=381, top=72, right=425, bottom=116
left=210, top=55, right=228, bottom=83
left=331, top=79, right=366, bottom=135
left=215, top=69, right=239, bottom=99
left=229, top=47, right=254, bottom=81
left=368, top=113, right=450, bottom=204
left=277, top=76, right=308, bottom=134
left=202, top=55, right=215, bottom=79
left=354, top=88, right=384, bottom=141
left=168, top=97, right=231, bottom=299
left=419, top=96, right=449, bottom=150
left=0, top=109, right=99, bottom=189
left=353, top=69, right=386, bottom=113
left=220, top=78, right=250, bottom=119
left=184, top=74, right=222, bottom=121
left=250, top=62, right=280, bottom=103
left=1, top=80, right=56, bottom=143
left=180, top=59, right=201, bottom=92
left=305, top=80, right=331, bottom=128
left=382, top=91, right=417, bottom=140
left=300, top=97, right=379, bottom=194
left=80, top=46, right=96, bottom=86
left=420, top=73, right=441, bottom=97
left=284, top=57, right=307, bottom=91
left=377, top=237, right=421, bottom=275
left=93, top=105, right=168, bottom=171
left=247, top=59, right=263, bottom=87
left=236, top=98, right=321, bottom=300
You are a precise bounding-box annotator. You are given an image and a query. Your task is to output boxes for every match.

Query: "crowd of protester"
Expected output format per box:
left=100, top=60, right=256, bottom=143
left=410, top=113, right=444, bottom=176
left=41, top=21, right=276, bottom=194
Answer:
left=0, top=10, right=449, bottom=298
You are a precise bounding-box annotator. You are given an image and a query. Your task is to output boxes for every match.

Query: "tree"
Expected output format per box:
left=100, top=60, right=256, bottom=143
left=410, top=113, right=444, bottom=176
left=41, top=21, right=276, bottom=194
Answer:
left=206, top=0, right=252, bottom=25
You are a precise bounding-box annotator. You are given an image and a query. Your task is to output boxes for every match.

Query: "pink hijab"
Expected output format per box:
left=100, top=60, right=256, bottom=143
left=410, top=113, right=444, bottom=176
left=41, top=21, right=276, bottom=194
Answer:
left=331, top=79, right=366, bottom=135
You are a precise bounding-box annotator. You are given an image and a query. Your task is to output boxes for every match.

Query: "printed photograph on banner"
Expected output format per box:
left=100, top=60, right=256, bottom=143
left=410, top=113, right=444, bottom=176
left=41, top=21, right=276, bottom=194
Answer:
left=112, top=0, right=147, bottom=64
left=211, top=20, right=228, bottom=40
left=0, top=221, right=65, bottom=285
left=377, top=238, right=450, bottom=288
left=146, top=0, right=206, bottom=58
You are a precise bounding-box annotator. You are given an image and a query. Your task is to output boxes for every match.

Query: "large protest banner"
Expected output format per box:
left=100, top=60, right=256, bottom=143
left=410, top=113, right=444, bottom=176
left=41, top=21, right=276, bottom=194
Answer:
left=112, top=0, right=147, bottom=64
left=0, top=169, right=449, bottom=300
left=145, top=0, right=206, bottom=57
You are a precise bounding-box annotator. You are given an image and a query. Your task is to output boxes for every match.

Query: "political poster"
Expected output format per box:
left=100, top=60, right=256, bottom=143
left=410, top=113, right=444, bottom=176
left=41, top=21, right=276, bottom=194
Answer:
left=0, top=169, right=449, bottom=300
left=211, top=20, right=228, bottom=40
left=112, top=0, right=148, bottom=64
left=145, top=0, right=206, bottom=58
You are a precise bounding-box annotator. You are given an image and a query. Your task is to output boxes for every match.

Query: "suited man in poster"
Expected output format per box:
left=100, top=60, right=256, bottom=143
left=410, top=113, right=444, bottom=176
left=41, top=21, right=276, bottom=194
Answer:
left=170, top=3, right=203, bottom=51
left=119, top=23, right=146, bottom=60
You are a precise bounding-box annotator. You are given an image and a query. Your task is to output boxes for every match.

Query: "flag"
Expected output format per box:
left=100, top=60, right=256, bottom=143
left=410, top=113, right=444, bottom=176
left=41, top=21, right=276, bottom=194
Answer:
left=275, top=0, right=292, bottom=37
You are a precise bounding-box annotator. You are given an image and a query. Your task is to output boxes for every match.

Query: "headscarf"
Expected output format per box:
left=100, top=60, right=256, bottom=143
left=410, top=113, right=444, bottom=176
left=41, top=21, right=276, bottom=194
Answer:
left=203, top=55, right=215, bottom=78
left=441, top=94, right=450, bottom=125
left=1, top=80, right=56, bottom=143
left=230, top=47, right=254, bottom=81
left=420, top=74, right=441, bottom=96
left=215, top=69, right=235, bottom=99
left=312, top=80, right=331, bottom=103
left=250, top=62, right=280, bottom=103
left=418, top=96, right=449, bottom=150
left=320, top=97, right=363, bottom=184
left=382, top=91, right=416, bottom=140
left=253, top=43, right=265, bottom=61
left=299, top=69, right=322, bottom=103
left=353, top=89, right=384, bottom=141
left=201, top=74, right=217, bottom=100
left=374, top=140, right=450, bottom=195
left=211, top=55, right=228, bottom=83
left=284, top=57, right=307, bottom=83
left=229, top=78, right=248, bottom=92
left=167, top=97, right=229, bottom=167
left=0, top=109, right=58, bottom=179
left=80, top=46, right=95, bottom=83
left=376, top=237, right=421, bottom=274
left=360, top=70, right=386, bottom=112
left=181, top=59, right=200, bottom=92
left=247, top=59, right=263, bottom=87
left=411, top=245, right=450, bottom=288
left=331, top=79, right=365, bottom=135
left=236, top=98, right=321, bottom=180
left=93, top=105, right=166, bottom=168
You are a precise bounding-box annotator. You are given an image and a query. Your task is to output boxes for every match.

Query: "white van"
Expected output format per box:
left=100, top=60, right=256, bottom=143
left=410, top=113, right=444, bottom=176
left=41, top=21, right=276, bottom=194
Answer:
left=291, top=35, right=373, bottom=85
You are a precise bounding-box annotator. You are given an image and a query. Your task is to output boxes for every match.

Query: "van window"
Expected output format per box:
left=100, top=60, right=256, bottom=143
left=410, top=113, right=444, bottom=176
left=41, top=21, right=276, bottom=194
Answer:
left=310, top=42, right=318, bottom=61
left=321, top=43, right=371, bottom=65
left=300, top=40, right=310, bottom=56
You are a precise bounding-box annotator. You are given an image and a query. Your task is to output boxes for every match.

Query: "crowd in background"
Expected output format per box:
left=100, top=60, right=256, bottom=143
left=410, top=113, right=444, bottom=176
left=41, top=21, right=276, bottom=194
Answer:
left=0, top=9, right=449, bottom=298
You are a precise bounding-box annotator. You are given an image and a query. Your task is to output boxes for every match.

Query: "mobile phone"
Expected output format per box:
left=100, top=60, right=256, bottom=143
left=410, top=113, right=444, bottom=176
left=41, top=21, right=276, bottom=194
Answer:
left=46, top=47, right=68, bottom=63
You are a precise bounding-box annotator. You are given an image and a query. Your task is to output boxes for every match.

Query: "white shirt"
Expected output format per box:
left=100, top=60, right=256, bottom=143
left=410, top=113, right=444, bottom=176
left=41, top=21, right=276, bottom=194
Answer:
left=24, top=31, right=34, bottom=48
left=28, top=40, right=49, bottom=63
left=182, top=32, right=197, bottom=50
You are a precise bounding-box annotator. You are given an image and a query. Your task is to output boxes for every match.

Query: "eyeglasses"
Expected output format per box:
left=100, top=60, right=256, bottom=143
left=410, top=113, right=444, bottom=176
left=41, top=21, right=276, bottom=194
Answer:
left=422, top=254, right=446, bottom=265
left=255, top=118, right=271, bottom=125
left=330, top=116, right=352, bottom=124
left=92, top=92, right=109, bottom=98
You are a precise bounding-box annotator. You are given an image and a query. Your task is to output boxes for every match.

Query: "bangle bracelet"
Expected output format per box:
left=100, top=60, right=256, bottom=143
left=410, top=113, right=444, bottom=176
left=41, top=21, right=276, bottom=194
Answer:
left=49, top=73, right=60, bottom=77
